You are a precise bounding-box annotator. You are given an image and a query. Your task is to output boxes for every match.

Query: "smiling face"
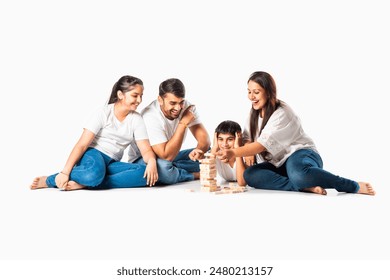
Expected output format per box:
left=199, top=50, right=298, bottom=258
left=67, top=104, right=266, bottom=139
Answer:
left=118, top=84, right=144, bottom=111
left=247, top=80, right=268, bottom=111
left=217, top=133, right=235, bottom=150
left=158, top=92, right=185, bottom=120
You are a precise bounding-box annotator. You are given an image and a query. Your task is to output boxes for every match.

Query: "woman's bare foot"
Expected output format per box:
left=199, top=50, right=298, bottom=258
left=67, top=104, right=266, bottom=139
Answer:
left=302, top=186, right=327, bottom=195
left=30, top=176, right=48, bottom=190
left=63, top=181, right=85, bottom=191
left=357, top=182, right=375, bottom=195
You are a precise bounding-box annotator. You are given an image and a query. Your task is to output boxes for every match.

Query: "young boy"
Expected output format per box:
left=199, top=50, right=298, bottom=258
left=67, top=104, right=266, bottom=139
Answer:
left=210, top=120, right=246, bottom=186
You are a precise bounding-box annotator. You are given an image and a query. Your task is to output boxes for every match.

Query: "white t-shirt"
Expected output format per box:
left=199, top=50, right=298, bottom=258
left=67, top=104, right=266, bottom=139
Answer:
left=216, top=159, right=237, bottom=182
left=84, top=104, right=148, bottom=161
left=242, top=103, right=317, bottom=167
left=140, top=99, right=201, bottom=146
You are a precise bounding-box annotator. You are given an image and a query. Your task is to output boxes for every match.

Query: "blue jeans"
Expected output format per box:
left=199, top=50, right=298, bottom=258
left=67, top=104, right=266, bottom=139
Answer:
left=244, top=149, right=359, bottom=193
left=135, top=148, right=199, bottom=185
left=46, top=148, right=148, bottom=189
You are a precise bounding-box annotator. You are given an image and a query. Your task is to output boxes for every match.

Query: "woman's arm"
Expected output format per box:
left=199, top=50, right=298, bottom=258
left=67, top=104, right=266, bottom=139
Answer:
left=55, top=129, right=95, bottom=189
left=233, top=132, right=247, bottom=186
left=137, top=139, right=158, bottom=186
left=218, top=141, right=265, bottom=162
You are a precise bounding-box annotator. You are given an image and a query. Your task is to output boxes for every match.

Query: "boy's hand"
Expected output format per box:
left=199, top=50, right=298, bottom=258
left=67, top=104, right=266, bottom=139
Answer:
left=210, top=132, right=219, bottom=154
left=234, top=132, right=243, bottom=148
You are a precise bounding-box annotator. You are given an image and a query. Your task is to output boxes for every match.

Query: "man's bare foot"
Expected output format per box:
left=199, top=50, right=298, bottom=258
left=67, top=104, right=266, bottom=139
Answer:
left=192, top=172, right=200, bottom=180
left=63, top=181, right=85, bottom=191
left=30, top=176, right=48, bottom=190
left=301, top=186, right=327, bottom=195
left=357, top=182, right=375, bottom=195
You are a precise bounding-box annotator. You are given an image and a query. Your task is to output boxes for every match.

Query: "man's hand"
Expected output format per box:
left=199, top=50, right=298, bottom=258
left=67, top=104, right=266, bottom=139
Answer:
left=189, top=148, right=204, bottom=161
left=180, top=105, right=195, bottom=125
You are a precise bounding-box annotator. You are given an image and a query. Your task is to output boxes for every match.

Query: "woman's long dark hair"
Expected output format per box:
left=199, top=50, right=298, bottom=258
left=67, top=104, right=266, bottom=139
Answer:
left=248, top=72, right=281, bottom=159
left=108, top=75, right=143, bottom=104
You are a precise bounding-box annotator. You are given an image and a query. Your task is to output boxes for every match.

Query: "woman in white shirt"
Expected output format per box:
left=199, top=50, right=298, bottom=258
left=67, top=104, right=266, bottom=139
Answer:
left=31, top=75, right=158, bottom=191
left=217, top=71, right=375, bottom=195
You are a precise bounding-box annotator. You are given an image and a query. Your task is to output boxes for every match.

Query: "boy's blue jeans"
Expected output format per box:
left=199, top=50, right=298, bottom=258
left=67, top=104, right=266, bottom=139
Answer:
left=244, top=149, right=359, bottom=193
left=46, top=148, right=147, bottom=189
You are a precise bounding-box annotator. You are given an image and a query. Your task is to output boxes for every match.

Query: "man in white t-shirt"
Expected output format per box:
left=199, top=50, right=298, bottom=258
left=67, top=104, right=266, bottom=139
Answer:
left=129, top=78, right=210, bottom=185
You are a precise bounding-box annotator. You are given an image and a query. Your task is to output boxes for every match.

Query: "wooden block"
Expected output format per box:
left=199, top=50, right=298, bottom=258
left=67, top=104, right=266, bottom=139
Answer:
left=202, top=181, right=218, bottom=187
left=204, top=152, right=216, bottom=158
left=200, top=173, right=217, bottom=178
left=201, top=186, right=221, bottom=192
left=199, top=158, right=216, bottom=164
left=200, top=164, right=216, bottom=169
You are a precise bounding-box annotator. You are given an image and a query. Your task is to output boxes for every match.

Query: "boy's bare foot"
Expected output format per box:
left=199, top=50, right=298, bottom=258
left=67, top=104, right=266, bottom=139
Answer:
left=192, top=172, right=200, bottom=180
left=63, top=181, right=85, bottom=191
left=357, top=182, right=375, bottom=195
left=301, top=186, right=327, bottom=195
left=30, top=176, right=48, bottom=190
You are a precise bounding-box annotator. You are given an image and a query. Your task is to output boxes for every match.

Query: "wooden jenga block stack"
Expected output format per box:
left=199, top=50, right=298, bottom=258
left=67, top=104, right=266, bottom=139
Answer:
left=199, top=153, right=221, bottom=192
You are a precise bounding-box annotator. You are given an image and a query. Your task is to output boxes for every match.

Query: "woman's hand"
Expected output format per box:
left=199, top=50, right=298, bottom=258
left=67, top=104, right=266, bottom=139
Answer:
left=55, top=172, right=69, bottom=190
left=217, top=149, right=235, bottom=163
left=144, top=159, right=158, bottom=186
left=244, top=156, right=255, bottom=166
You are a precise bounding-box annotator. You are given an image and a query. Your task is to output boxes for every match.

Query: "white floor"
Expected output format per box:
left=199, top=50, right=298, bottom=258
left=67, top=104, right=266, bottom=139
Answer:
left=2, top=176, right=388, bottom=261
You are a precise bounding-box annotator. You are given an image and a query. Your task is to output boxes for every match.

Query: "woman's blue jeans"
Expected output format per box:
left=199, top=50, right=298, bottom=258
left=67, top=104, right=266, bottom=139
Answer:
left=46, top=148, right=147, bottom=189
left=244, top=149, right=359, bottom=193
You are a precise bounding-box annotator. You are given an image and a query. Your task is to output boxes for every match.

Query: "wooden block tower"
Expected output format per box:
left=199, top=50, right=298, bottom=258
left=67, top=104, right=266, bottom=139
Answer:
left=199, top=153, right=221, bottom=192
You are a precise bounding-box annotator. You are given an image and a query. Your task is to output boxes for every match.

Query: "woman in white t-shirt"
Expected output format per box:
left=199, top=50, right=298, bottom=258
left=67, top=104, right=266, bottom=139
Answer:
left=217, top=71, right=375, bottom=195
left=210, top=121, right=246, bottom=186
left=30, top=75, right=158, bottom=191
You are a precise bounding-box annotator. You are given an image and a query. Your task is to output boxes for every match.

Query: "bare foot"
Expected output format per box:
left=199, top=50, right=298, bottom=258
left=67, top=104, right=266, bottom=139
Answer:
left=30, top=176, right=48, bottom=190
left=357, top=182, right=375, bottom=195
left=192, top=172, right=200, bottom=180
left=302, top=186, right=327, bottom=195
left=63, top=181, right=85, bottom=191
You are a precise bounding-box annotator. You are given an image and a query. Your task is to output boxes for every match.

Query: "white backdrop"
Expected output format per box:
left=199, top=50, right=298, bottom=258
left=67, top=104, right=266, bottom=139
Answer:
left=1, top=0, right=389, bottom=278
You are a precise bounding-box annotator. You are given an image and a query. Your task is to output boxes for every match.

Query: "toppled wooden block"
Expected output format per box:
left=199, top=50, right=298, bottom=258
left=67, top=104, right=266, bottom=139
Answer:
left=201, top=186, right=221, bottom=192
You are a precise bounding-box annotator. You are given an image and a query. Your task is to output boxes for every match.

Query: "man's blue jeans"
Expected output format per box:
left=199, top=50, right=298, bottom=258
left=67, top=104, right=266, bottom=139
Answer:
left=135, top=148, right=200, bottom=185
left=46, top=148, right=148, bottom=189
left=244, top=149, right=359, bottom=193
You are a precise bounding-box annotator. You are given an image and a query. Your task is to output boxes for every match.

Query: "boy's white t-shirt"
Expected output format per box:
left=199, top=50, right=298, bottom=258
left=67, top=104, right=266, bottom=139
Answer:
left=216, top=159, right=237, bottom=182
left=84, top=104, right=148, bottom=161
left=242, top=103, right=317, bottom=167
left=140, top=99, right=201, bottom=146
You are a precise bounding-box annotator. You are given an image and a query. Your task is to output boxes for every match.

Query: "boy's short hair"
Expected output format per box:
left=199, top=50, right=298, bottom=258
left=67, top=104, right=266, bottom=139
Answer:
left=215, top=120, right=241, bottom=136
